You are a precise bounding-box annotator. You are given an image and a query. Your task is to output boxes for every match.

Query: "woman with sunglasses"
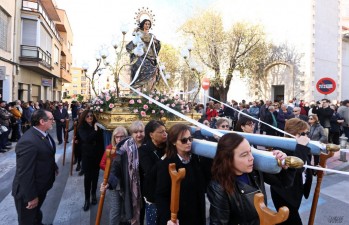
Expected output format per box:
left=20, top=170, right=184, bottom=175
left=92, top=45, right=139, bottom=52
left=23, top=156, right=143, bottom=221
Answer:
left=208, top=133, right=293, bottom=225
left=267, top=118, right=312, bottom=225
left=99, top=126, right=127, bottom=225
left=77, top=110, right=105, bottom=211
left=139, top=120, right=167, bottom=225
left=156, top=124, right=211, bottom=225
left=102, top=120, right=145, bottom=224
left=307, top=114, right=328, bottom=166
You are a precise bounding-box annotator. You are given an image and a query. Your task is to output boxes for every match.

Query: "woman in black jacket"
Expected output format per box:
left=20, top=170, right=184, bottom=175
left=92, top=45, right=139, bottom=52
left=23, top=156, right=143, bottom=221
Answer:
left=139, top=120, right=167, bottom=225
left=156, top=124, right=211, bottom=225
left=77, top=110, right=104, bottom=211
left=208, top=127, right=310, bottom=225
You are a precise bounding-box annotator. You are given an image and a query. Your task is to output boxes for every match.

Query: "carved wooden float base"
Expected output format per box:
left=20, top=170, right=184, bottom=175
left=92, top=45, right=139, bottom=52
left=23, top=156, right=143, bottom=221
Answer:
left=95, top=108, right=202, bottom=130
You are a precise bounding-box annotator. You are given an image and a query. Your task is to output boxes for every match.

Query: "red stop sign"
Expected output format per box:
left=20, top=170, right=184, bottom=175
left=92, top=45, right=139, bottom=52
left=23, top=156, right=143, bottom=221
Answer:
left=202, top=77, right=210, bottom=90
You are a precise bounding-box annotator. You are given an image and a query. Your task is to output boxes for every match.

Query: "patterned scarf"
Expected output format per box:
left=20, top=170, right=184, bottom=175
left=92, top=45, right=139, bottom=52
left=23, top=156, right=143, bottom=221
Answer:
left=125, top=138, right=142, bottom=225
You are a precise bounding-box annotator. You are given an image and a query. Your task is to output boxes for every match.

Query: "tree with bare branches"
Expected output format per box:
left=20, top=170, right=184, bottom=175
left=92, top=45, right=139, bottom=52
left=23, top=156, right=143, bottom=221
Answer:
left=181, top=10, right=267, bottom=102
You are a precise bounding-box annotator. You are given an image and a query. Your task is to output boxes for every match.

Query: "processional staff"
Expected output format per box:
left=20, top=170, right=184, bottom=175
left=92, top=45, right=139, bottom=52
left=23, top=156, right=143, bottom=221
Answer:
left=62, top=118, right=70, bottom=166
left=169, top=163, right=186, bottom=223
left=254, top=193, right=289, bottom=225
left=308, top=145, right=339, bottom=225
left=70, top=121, right=77, bottom=176
left=95, top=147, right=115, bottom=225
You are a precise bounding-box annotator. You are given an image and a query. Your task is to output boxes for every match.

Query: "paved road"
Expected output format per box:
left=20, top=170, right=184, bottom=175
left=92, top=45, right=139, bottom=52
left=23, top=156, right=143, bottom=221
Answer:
left=0, top=125, right=349, bottom=225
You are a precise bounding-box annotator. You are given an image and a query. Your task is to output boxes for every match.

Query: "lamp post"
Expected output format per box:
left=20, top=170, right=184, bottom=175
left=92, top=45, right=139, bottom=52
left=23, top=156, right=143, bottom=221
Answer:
left=180, top=42, right=203, bottom=103
left=82, top=23, right=130, bottom=101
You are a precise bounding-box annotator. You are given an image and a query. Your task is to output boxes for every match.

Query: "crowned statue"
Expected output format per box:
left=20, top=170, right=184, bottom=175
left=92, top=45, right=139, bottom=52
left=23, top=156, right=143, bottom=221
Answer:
left=126, top=7, right=162, bottom=90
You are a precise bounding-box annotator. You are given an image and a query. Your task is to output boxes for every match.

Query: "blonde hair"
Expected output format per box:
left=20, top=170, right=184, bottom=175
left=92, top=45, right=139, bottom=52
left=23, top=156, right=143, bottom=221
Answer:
left=111, top=126, right=128, bottom=147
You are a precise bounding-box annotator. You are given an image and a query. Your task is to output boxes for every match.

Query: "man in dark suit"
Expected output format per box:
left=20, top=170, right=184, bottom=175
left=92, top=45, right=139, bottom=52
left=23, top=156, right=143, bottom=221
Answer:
left=53, top=103, right=69, bottom=144
left=291, top=107, right=308, bottom=121
left=12, top=109, right=58, bottom=225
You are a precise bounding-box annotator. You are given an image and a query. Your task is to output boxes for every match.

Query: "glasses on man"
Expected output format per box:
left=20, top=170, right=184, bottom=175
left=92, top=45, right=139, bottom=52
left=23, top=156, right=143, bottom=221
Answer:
left=179, top=136, right=193, bottom=144
left=220, top=125, right=229, bottom=129
left=47, top=118, right=54, bottom=121
left=246, top=123, right=255, bottom=127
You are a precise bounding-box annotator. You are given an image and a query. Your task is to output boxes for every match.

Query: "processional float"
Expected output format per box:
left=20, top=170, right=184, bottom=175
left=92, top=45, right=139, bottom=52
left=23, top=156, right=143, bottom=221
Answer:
left=95, top=6, right=346, bottom=223
left=123, top=81, right=345, bottom=225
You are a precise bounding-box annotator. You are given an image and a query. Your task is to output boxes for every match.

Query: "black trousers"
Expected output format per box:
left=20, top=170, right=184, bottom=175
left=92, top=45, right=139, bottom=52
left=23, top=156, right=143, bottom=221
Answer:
left=56, top=122, right=66, bottom=143
left=271, top=190, right=303, bottom=225
left=82, top=156, right=100, bottom=201
left=14, top=193, right=47, bottom=225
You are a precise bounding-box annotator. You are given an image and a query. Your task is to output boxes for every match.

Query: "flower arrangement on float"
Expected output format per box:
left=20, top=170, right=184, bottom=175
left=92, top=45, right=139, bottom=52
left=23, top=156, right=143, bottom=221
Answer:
left=92, top=89, right=118, bottom=112
left=128, top=89, right=189, bottom=119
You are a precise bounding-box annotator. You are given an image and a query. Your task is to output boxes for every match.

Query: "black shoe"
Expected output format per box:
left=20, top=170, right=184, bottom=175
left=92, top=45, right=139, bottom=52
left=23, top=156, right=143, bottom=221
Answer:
left=5, top=143, right=11, bottom=146
left=66, top=141, right=69, bottom=143
left=78, top=170, right=84, bottom=176
left=0, top=149, right=6, bottom=153
left=76, top=164, right=81, bottom=171
left=58, top=142, right=63, bottom=145
left=91, top=194, right=97, bottom=205
left=3, top=146, right=11, bottom=150
left=83, top=201, right=90, bottom=211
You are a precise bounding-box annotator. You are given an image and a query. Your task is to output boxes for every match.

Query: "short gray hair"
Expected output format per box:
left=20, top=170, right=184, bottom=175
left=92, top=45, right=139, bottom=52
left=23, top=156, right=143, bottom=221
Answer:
left=129, top=121, right=144, bottom=134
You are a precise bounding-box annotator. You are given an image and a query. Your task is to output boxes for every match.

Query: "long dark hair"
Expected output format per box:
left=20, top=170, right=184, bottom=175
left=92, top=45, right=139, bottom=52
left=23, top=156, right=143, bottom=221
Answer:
left=166, top=124, right=190, bottom=159
left=211, top=133, right=245, bottom=194
left=77, top=110, right=97, bottom=130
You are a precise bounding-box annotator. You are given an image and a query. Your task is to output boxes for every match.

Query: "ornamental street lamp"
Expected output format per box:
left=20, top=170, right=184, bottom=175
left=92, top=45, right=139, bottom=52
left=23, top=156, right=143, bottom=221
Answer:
left=82, top=23, right=130, bottom=100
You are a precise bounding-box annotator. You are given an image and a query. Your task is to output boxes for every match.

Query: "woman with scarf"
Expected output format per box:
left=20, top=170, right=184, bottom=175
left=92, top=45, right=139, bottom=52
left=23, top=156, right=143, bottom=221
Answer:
left=103, top=121, right=145, bottom=225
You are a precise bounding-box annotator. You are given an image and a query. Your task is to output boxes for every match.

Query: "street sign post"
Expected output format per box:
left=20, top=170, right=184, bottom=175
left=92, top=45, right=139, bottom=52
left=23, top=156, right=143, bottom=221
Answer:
left=316, top=77, right=336, bottom=95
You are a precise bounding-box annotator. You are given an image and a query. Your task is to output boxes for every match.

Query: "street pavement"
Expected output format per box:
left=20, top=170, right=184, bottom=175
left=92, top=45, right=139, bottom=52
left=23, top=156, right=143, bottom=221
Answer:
left=0, top=124, right=349, bottom=225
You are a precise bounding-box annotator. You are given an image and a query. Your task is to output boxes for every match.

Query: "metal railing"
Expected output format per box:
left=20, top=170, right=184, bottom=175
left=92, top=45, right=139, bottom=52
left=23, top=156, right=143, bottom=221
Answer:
left=22, top=0, right=62, bottom=42
left=20, top=45, right=52, bottom=69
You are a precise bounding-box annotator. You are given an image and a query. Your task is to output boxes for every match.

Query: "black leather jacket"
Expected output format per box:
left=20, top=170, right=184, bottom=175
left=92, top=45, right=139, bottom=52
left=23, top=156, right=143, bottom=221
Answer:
left=207, top=171, right=265, bottom=225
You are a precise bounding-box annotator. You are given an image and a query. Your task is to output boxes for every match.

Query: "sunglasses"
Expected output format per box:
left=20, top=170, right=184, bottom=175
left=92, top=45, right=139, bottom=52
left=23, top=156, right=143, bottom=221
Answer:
left=220, top=125, right=229, bottom=129
left=179, top=136, right=193, bottom=144
left=86, top=114, right=93, bottom=118
left=299, top=132, right=310, bottom=136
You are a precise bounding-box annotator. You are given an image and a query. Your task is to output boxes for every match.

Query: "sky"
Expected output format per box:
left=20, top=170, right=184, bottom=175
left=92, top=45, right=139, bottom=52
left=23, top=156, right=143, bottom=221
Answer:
left=55, top=0, right=327, bottom=101
left=55, top=0, right=214, bottom=68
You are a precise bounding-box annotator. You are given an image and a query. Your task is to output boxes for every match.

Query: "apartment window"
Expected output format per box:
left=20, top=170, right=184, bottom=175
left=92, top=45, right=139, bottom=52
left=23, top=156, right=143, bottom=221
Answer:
left=81, top=76, right=86, bottom=81
left=81, top=90, right=86, bottom=95
left=53, top=45, right=59, bottom=64
left=40, top=25, right=52, bottom=54
left=0, top=8, right=10, bottom=51
left=22, top=19, right=37, bottom=45
left=72, top=84, right=78, bottom=88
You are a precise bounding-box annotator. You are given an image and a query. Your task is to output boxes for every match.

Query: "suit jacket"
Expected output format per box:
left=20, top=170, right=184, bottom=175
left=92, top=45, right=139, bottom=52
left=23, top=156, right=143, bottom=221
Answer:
left=53, top=108, right=69, bottom=125
left=12, top=127, right=57, bottom=202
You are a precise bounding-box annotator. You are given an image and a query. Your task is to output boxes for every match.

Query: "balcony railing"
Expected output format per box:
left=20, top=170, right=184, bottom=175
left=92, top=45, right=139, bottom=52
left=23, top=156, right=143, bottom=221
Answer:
left=20, top=45, right=52, bottom=69
left=22, top=0, right=62, bottom=42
